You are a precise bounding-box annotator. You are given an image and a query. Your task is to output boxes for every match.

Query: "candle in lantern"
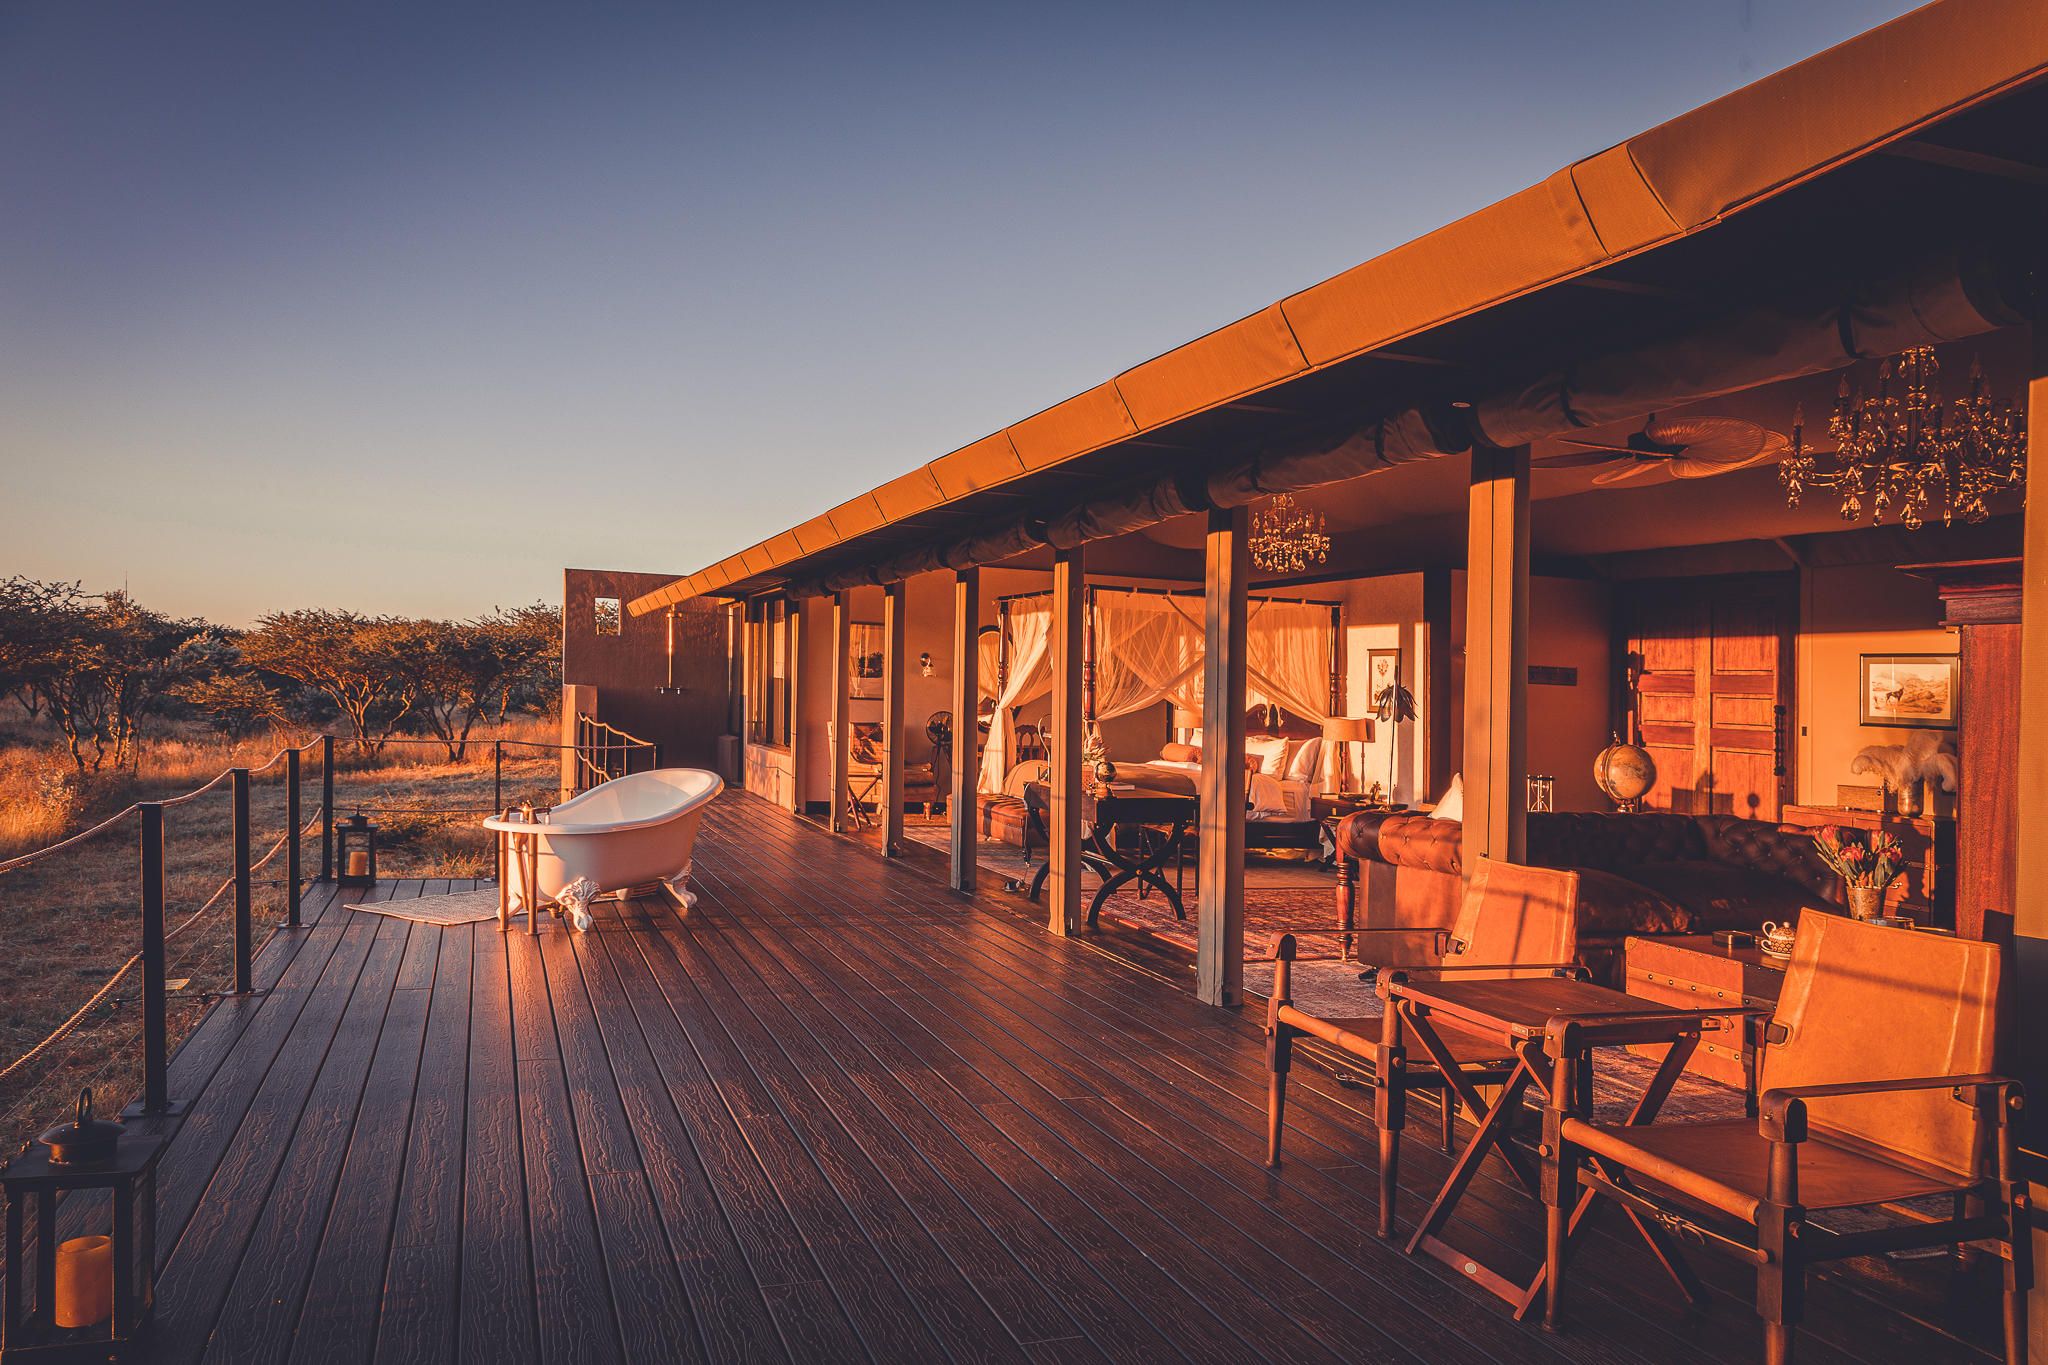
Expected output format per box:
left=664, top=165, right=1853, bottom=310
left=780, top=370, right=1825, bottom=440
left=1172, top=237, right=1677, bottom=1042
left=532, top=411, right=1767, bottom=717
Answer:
left=347, top=850, right=370, bottom=878
left=54, top=1234, right=113, bottom=1328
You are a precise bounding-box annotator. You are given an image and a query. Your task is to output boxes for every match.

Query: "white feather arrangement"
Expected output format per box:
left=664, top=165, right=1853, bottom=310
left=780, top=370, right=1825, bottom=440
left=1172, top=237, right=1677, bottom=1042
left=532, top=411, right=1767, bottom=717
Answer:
left=1850, top=732, right=1958, bottom=793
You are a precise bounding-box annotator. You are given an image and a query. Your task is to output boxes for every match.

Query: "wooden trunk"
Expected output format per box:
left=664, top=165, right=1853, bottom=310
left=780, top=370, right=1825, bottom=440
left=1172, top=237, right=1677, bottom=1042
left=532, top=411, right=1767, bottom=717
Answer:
left=1623, top=935, right=1786, bottom=1092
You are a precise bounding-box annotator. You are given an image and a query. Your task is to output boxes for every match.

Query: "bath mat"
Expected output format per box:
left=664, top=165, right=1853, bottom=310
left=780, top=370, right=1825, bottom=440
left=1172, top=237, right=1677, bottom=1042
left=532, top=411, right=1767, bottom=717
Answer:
left=348, top=888, right=503, bottom=926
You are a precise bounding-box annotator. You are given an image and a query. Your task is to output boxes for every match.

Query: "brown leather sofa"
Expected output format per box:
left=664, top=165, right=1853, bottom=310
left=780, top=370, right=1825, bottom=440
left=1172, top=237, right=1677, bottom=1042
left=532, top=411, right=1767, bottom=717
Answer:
left=1334, top=810, right=1843, bottom=983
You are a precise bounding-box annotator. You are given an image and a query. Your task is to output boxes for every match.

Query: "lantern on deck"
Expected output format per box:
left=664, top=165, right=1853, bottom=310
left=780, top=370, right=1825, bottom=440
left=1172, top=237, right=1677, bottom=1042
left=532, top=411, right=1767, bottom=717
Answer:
left=336, top=813, right=379, bottom=887
left=2, top=1088, right=163, bottom=1362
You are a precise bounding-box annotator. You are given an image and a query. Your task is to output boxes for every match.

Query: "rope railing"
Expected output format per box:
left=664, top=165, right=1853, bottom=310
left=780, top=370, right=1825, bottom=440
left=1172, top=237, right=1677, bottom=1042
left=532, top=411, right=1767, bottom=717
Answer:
left=0, top=722, right=651, bottom=1125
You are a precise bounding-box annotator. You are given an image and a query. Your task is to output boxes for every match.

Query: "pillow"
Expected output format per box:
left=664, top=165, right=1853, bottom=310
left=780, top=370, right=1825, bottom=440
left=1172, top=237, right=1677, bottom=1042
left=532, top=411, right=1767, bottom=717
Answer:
left=1001, top=760, right=1050, bottom=799
left=1160, top=742, right=1201, bottom=764
left=1286, top=737, right=1323, bottom=784
left=1245, top=734, right=1290, bottom=775
left=1431, top=773, right=1464, bottom=823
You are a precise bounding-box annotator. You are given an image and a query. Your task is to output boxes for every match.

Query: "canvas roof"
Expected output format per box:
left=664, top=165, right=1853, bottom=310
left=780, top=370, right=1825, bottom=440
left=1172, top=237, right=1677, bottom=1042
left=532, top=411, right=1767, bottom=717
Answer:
left=632, top=0, right=2048, bottom=614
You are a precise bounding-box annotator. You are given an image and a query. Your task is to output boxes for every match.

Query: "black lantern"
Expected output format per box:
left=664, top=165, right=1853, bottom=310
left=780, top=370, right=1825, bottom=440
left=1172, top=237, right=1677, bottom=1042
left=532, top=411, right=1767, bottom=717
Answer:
left=2, top=1089, right=163, bottom=1362
left=336, top=813, right=378, bottom=887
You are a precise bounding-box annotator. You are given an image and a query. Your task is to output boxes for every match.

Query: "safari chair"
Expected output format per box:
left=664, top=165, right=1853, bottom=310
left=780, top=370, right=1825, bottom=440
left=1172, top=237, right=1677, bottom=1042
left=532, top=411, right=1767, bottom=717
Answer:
left=1544, top=910, right=2028, bottom=1364
left=1267, top=858, right=1581, bottom=1237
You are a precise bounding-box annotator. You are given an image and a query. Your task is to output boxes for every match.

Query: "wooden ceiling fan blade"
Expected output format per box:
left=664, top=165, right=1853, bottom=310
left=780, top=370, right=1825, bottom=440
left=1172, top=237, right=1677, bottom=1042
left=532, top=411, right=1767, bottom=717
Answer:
left=1668, top=443, right=1783, bottom=479
left=1537, top=450, right=1630, bottom=469
left=1591, top=460, right=1667, bottom=486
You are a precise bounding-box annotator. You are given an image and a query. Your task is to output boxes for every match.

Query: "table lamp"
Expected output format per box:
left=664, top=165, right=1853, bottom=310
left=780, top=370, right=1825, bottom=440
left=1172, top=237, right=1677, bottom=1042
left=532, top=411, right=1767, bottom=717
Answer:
left=1321, top=715, right=1376, bottom=796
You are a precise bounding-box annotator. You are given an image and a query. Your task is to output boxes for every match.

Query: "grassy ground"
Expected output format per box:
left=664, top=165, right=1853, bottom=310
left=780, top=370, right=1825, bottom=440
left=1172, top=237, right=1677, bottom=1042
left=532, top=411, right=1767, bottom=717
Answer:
left=0, top=719, right=560, bottom=1153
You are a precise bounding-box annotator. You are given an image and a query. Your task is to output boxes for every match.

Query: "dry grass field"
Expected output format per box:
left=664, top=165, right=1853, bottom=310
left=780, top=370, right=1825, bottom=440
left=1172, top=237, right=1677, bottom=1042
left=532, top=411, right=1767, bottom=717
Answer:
left=0, top=718, right=561, bottom=1153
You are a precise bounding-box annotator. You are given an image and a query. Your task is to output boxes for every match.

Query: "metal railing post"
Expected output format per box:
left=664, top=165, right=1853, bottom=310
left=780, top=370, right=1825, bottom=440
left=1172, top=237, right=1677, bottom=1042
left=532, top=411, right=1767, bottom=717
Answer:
left=287, top=747, right=303, bottom=926
left=232, top=768, right=252, bottom=994
left=320, top=735, right=335, bottom=881
left=140, top=803, right=169, bottom=1115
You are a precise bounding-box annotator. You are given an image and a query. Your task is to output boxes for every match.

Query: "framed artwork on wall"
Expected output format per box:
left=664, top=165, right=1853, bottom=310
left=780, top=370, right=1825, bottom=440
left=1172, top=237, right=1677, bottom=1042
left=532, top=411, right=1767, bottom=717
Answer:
left=1859, top=653, right=1959, bottom=729
left=849, top=622, right=883, bottom=699
left=1366, top=648, right=1402, bottom=708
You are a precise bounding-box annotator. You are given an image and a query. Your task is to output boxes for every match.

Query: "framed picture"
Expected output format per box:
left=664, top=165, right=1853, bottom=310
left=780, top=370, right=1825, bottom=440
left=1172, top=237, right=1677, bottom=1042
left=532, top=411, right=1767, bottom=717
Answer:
left=1366, top=649, right=1402, bottom=708
left=1859, top=653, right=1959, bottom=729
left=849, top=622, right=883, bottom=699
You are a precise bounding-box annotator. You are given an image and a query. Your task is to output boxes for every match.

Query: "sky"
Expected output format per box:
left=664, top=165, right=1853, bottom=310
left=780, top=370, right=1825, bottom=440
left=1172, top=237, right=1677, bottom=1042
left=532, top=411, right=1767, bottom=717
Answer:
left=0, top=0, right=1925, bottom=626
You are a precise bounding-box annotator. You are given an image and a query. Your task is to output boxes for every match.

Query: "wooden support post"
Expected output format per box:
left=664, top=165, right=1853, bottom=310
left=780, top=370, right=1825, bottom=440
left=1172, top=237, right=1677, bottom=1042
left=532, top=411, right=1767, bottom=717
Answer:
left=139, top=803, right=169, bottom=1114
left=1198, top=506, right=1249, bottom=1007
left=882, top=580, right=908, bottom=854
left=1048, top=547, right=1085, bottom=936
left=232, top=767, right=252, bottom=994
left=950, top=568, right=980, bottom=892
left=286, top=745, right=302, bottom=925
left=2013, top=322, right=2048, bottom=1279
left=830, top=591, right=852, bottom=832
left=1464, top=445, right=1530, bottom=869
left=319, top=735, right=335, bottom=881
left=787, top=597, right=806, bottom=814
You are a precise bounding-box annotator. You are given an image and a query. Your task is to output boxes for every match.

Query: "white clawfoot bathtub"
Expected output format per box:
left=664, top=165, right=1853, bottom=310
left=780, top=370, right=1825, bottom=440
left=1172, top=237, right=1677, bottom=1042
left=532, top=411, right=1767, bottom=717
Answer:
left=484, top=768, right=723, bottom=931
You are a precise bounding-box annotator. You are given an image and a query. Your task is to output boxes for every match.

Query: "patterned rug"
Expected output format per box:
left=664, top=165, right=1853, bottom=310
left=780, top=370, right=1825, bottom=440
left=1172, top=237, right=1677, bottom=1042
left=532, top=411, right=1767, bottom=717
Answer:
left=1095, top=886, right=1347, bottom=960
left=348, top=887, right=502, bottom=926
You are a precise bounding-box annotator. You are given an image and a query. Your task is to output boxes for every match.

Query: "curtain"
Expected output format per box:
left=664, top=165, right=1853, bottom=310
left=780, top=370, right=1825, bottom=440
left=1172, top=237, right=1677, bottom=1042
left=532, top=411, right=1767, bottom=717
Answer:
left=1245, top=600, right=1334, bottom=727
left=976, top=629, right=1001, bottom=701
left=1092, top=591, right=1206, bottom=722
left=978, top=600, right=1051, bottom=793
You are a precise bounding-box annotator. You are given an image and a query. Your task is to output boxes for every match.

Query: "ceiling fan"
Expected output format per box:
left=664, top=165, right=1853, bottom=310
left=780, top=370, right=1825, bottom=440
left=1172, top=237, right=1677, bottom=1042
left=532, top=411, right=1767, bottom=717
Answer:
left=1540, top=414, right=1789, bottom=485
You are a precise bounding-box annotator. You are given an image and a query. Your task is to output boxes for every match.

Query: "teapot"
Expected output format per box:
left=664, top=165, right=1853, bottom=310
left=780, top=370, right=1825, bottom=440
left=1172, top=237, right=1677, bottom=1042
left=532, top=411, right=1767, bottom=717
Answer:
left=1758, top=921, right=1797, bottom=960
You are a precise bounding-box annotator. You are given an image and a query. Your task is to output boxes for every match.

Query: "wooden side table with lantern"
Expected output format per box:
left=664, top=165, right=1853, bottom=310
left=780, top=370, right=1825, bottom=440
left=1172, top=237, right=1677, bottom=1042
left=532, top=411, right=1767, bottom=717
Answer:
left=1779, top=804, right=1953, bottom=929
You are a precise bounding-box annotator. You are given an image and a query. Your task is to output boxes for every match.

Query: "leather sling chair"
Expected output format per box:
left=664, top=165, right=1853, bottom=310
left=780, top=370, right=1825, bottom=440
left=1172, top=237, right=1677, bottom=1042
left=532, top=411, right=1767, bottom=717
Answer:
left=1267, top=858, right=1581, bottom=1237
left=1542, top=909, right=2029, bottom=1365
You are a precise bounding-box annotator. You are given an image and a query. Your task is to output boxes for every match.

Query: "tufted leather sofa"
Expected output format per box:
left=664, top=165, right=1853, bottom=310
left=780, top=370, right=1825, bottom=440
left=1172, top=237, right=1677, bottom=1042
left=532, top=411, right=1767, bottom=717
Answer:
left=1334, top=810, right=1842, bottom=984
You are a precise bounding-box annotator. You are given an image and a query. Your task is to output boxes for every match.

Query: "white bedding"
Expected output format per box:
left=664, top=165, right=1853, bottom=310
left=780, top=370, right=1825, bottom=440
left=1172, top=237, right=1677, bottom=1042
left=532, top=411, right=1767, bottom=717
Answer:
left=1121, top=760, right=1311, bottom=822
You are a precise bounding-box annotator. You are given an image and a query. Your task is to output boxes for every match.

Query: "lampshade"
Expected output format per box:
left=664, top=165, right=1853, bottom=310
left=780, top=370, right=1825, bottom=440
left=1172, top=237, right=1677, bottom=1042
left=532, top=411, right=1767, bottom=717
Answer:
left=1171, top=707, right=1201, bottom=729
left=1322, top=715, right=1375, bottom=743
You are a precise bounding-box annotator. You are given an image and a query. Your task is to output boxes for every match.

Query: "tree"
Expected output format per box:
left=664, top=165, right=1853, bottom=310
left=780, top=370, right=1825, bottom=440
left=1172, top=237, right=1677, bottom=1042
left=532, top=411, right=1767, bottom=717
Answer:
left=241, top=610, right=416, bottom=753
left=25, top=590, right=205, bottom=769
left=380, top=618, right=502, bottom=760
left=484, top=603, right=561, bottom=721
left=0, top=577, right=85, bottom=719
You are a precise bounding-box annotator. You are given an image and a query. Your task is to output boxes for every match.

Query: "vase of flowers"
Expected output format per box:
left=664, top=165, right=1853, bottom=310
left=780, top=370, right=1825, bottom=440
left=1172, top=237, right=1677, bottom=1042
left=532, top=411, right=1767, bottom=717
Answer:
left=1810, top=825, right=1905, bottom=922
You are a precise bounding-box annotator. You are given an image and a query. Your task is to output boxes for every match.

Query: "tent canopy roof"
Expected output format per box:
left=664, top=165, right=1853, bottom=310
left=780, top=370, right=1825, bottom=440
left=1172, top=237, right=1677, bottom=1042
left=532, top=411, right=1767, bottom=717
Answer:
left=632, top=0, right=2048, bottom=615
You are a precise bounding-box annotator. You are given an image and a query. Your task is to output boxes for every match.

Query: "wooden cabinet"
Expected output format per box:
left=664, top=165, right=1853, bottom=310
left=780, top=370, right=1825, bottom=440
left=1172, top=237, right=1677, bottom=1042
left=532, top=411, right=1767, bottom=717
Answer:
left=1779, top=804, right=1954, bottom=930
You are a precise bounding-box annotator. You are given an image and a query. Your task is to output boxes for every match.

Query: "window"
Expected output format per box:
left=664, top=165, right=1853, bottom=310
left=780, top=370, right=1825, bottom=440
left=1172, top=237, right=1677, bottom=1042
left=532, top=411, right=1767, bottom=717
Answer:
left=594, top=596, right=622, bottom=636
left=747, top=598, right=794, bottom=748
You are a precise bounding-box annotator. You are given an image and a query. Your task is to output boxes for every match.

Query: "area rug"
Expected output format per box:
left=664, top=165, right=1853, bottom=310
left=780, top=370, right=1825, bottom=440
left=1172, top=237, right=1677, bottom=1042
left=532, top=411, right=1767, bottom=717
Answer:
left=1096, top=887, right=1346, bottom=960
left=348, top=887, right=502, bottom=926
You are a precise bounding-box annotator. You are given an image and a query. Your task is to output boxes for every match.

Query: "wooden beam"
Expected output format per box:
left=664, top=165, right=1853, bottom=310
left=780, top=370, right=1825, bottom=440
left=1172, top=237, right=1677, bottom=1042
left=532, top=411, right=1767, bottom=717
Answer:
left=882, top=580, right=907, bottom=855
left=1048, top=547, right=1085, bottom=936
left=1464, top=445, right=1530, bottom=868
left=830, top=591, right=852, bottom=833
left=949, top=568, right=980, bottom=892
left=1879, top=139, right=2048, bottom=187
left=1197, top=506, right=1248, bottom=1007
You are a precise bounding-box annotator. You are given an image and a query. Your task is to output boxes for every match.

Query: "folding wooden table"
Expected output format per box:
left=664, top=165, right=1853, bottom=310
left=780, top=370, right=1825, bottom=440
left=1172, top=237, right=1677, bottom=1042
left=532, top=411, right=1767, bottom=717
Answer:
left=1382, top=974, right=1735, bottom=1318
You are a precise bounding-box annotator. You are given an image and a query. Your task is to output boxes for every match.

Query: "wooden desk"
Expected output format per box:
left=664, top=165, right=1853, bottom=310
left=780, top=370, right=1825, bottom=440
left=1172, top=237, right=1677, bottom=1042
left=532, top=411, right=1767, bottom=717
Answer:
left=1024, top=783, right=1196, bottom=926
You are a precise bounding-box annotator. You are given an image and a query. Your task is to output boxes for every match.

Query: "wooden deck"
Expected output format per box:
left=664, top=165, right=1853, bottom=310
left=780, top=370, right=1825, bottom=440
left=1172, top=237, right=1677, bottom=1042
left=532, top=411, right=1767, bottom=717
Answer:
left=118, top=790, right=2001, bottom=1363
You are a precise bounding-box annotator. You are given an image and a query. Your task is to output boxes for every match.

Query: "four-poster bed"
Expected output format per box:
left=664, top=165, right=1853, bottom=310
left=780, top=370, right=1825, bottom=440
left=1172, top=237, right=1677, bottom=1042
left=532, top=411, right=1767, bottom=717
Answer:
left=980, top=586, right=1344, bottom=818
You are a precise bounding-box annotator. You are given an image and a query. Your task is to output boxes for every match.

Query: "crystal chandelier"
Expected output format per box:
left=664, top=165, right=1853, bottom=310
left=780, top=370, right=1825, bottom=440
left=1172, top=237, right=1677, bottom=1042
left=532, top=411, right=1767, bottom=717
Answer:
left=1779, top=347, right=2026, bottom=529
left=1248, top=493, right=1330, bottom=573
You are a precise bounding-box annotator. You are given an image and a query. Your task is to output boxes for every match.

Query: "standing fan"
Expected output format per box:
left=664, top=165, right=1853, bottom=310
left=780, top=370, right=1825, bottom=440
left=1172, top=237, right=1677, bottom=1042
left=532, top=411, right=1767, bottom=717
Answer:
left=1541, top=415, right=1788, bottom=485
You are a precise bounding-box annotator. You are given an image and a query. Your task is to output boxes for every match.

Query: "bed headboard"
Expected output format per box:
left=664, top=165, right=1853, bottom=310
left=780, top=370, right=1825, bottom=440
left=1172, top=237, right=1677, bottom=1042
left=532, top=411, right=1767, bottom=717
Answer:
left=1246, top=703, right=1320, bottom=740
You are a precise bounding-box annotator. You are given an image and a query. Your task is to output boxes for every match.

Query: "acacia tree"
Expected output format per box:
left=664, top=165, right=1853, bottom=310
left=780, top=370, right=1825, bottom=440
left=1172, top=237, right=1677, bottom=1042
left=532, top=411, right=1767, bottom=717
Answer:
left=23, top=590, right=205, bottom=769
left=482, top=603, right=561, bottom=722
left=0, top=576, right=81, bottom=719
left=241, top=610, right=416, bottom=753
left=380, top=618, right=503, bottom=760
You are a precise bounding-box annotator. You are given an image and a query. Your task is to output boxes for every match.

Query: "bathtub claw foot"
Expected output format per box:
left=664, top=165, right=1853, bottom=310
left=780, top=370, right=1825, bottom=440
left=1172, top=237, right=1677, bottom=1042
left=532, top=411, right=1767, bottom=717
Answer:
left=557, top=877, right=597, bottom=932
left=664, top=865, right=698, bottom=911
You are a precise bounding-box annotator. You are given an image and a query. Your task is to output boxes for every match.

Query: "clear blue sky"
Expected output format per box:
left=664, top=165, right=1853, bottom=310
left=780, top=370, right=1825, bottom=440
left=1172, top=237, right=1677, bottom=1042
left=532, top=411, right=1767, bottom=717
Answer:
left=1, top=0, right=1920, bottom=625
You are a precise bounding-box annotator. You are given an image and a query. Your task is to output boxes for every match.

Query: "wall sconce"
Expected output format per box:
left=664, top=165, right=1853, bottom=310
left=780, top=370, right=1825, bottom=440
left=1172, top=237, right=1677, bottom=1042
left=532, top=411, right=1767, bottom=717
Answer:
left=918, top=652, right=933, bottom=678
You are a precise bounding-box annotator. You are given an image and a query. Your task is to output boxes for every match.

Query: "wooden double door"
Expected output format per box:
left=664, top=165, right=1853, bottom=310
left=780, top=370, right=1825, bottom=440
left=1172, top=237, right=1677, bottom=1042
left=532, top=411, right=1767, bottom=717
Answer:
left=1620, top=573, right=1795, bottom=822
